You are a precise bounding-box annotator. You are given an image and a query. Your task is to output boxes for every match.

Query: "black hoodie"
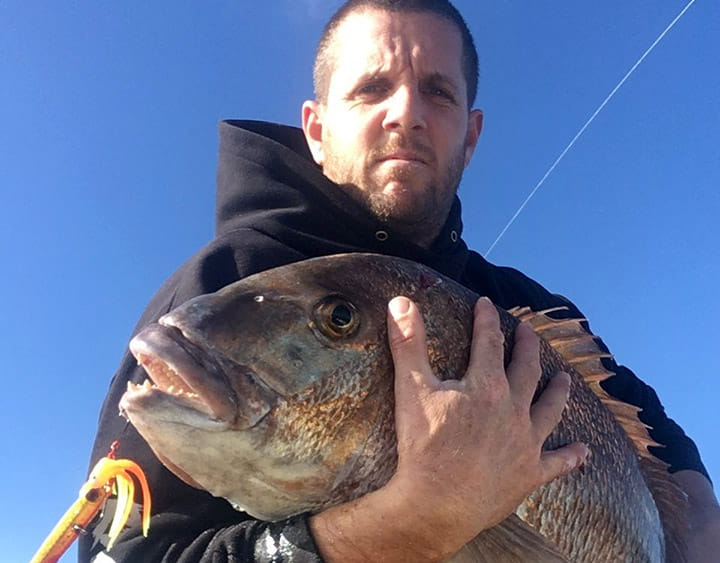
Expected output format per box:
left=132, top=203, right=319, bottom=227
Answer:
left=81, top=120, right=706, bottom=562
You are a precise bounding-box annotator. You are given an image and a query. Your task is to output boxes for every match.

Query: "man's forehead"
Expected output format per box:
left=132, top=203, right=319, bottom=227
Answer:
left=329, top=9, right=464, bottom=81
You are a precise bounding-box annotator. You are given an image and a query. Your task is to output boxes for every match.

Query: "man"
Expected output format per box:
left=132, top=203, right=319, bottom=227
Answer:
left=82, top=1, right=718, bottom=561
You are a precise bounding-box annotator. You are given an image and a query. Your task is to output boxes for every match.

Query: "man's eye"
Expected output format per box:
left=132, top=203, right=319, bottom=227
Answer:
left=427, top=87, right=454, bottom=102
left=358, top=84, right=384, bottom=95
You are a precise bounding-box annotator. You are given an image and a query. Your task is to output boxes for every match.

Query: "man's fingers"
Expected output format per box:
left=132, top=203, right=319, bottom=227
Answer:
left=532, top=372, right=589, bottom=485
left=464, top=297, right=505, bottom=389
left=539, top=442, right=590, bottom=484
left=387, top=296, right=436, bottom=395
left=506, top=321, right=542, bottom=401
left=530, top=371, right=571, bottom=439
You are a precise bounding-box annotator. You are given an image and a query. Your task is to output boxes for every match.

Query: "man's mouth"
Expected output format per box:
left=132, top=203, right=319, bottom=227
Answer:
left=381, top=152, right=426, bottom=163
left=378, top=152, right=431, bottom=170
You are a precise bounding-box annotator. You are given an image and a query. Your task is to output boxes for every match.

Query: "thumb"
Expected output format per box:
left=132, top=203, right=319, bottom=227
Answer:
left=387, top=296, right=437, bottom=398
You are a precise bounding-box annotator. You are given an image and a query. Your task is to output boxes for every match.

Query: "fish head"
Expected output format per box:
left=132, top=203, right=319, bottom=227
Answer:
left=120, top=253, right=474, bottom=519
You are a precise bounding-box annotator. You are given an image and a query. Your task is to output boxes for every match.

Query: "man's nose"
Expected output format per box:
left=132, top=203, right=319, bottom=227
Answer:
left=381, top=86, right=427, bottom=132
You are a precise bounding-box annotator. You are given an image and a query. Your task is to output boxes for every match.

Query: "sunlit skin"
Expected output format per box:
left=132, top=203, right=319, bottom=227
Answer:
left=303, top=8, right=483, bottom=247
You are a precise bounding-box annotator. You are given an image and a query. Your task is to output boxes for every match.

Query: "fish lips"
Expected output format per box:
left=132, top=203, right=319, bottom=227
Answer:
left=122, top=323, right=276, bottom=430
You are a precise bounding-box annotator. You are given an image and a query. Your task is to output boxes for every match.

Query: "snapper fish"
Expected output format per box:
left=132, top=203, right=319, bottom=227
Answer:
left=120, top=253, right=688, bottom=562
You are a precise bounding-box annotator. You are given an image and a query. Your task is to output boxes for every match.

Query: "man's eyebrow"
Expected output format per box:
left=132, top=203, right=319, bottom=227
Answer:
left=353, top=69, right=386, bottom=84
left=422, top=71, right=460, bottom=91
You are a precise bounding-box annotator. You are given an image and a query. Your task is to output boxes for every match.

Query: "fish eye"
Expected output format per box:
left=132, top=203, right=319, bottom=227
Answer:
left=331, top=304, right=353, bottom=327
left=313, top=296, right=360, bottom=339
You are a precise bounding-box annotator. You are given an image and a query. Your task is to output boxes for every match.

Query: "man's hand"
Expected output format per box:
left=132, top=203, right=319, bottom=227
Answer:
left=385, top=296, right=589, bottom=555
left=309, top=296, right=588, bottom=562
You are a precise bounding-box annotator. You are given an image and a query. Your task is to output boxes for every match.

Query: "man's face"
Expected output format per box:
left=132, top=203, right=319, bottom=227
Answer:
left=303, top=9, right=483, bottom=245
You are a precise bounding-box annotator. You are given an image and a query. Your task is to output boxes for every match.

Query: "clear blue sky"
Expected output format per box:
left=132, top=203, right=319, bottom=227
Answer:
left=2, top=1, right=718, bottom=560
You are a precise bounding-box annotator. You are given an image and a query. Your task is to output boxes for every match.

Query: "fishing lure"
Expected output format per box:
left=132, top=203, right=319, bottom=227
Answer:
left=31, top=441, right=151, bottom=563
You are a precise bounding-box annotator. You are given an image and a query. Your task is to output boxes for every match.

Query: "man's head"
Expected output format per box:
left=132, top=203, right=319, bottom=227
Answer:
left=302, top=0, right=483, bottom=247
left=314, top=0, right=479, bottom=107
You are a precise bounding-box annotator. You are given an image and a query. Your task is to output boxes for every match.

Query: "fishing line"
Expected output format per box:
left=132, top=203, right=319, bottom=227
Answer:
left=484, top=0, right=698, bottom=258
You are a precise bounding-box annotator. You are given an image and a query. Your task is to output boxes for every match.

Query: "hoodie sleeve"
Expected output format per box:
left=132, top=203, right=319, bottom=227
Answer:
left=79, top=232, right=328, bottom=562
left=88, top=508, right=322, bottom=562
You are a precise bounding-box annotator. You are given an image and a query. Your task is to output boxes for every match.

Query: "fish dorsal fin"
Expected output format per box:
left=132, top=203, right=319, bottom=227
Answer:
left=509, top=306, right=689, bottom=562
left=450, top=514, right=569, bottom=563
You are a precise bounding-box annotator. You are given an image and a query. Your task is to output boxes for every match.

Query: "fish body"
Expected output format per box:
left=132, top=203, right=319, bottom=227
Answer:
left=120, top=253, right=685, bottom=562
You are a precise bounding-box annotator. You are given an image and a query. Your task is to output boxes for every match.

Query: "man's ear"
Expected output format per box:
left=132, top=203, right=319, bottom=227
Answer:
left=302, top=100, right=325, bottom=166
left=463, top=109, right=484, bottom=168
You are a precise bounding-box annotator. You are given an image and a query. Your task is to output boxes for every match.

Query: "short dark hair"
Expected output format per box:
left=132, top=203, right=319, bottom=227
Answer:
left=313, top=0, right=479, bottom=107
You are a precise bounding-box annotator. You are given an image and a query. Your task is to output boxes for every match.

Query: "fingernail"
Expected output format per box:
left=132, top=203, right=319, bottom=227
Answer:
left=389, top=296, right=411, bottom=318
left=516, top=321, right=532, bottom=334
left=567, top=455, right=583, bottom=473
left=557, top=371, right=571, bottom=394
left=562, top=445, right=591, bottom=475
left=476, top=296, right=495, bottom=312
left=576, top=445, right=591, bottom=469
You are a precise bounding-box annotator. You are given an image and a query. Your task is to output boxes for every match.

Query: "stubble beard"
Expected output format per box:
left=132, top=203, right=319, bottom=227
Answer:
left=323, top=143, right=466, bottom=246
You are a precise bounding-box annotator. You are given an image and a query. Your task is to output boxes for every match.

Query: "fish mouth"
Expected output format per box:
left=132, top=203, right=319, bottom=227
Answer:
left=122, top=324, right=276, bottom=430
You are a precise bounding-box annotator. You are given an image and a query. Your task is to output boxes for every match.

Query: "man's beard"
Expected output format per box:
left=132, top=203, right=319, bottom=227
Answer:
left=323, top=139, right=466, bottom=246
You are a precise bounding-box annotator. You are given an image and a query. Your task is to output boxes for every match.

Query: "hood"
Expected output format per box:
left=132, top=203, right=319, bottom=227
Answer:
left=215, top=120, right=470, bottom=280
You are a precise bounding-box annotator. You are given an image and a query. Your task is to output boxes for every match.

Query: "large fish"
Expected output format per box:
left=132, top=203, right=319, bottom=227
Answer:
left=120, top=253, right=687, bottom=562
